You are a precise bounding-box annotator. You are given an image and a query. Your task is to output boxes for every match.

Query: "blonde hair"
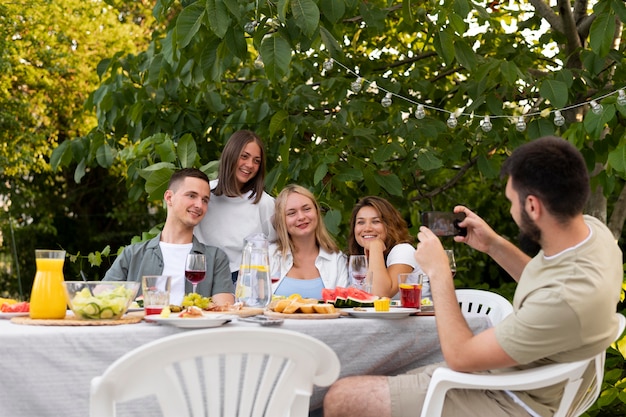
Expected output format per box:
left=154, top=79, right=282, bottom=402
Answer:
left=273, top=184, right=339, bottom=258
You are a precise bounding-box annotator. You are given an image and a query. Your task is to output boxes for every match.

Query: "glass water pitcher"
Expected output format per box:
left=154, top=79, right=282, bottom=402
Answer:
left=235, top=234, right=271, bottom=308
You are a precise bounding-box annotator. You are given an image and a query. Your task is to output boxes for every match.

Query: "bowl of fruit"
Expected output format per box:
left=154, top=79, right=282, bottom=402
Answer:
left=63, top=281, right=140, bottom=320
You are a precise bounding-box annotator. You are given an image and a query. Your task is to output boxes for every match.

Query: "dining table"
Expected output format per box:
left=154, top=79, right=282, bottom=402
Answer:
left=0, top=310, right=492, bottom=416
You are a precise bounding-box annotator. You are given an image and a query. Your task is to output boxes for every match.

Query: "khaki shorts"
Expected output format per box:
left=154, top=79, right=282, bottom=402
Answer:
left=388, top=362, right=531, bottom=417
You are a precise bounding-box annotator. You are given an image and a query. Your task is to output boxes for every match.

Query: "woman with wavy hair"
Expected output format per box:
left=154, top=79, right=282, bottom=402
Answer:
left=348, top=196, right=424, bottom=297
left=270, top=184, right=348, bottom=299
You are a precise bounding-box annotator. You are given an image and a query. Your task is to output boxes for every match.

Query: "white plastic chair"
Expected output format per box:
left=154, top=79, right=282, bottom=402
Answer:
left=90, top=327, right=340, bottom=417
left=420, top=313, right=626, bottom=417
left=455, top=289, right=514, bottom=325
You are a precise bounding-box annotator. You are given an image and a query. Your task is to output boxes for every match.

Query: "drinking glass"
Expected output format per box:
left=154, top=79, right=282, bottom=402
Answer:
left=185, top=254, right=206, bottom=294
left=397, top=272, right=423, bottom=308
left=445, top=249, right=457, bottom=278
left=348, top=255, right=368, bottom=290
left=270, top=253, right=282, bottom=285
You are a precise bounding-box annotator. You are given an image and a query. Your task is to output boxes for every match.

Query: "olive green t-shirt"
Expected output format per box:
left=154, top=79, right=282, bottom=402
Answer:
left=494, top=215, right=623, bottom=416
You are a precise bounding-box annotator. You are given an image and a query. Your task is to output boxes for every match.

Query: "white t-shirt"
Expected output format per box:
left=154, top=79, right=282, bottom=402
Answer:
left=387, top=243, right=423, bottom=273
left=387, top=243, right=425, bottom=300
left=194, top=180, right=276, bottom=273
left=159, top=242, right=192, bottom=305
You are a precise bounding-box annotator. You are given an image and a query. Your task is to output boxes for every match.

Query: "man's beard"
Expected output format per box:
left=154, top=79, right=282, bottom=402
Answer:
left=518, top=209, right=541, bottom=256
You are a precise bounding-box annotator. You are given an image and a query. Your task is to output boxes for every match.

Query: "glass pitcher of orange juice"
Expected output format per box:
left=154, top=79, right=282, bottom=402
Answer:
left=29, top=250, right=67, bottom=319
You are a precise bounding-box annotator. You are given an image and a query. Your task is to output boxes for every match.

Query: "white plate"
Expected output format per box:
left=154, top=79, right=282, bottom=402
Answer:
left=145, top=313, right=232, bottom=328
left=348, top=307, right=419, bottom=319
left=0, top=311, right=30, bottom=319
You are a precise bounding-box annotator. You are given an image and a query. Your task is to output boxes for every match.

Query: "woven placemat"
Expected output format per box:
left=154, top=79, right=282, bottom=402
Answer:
left=10, top=315, right=143, bottom=326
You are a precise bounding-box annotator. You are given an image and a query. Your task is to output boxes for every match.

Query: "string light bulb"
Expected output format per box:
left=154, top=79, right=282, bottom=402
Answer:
left=618, top=89, right=626, bottom=106
left=323, top=59, right=334, bottom=72
left=381, top=92, right=393, bottom=108
left=515, top=116, right=526, bottom=132
left=480, top=115, right=492, bottom=132
left=590, top=100, right=603, bottom=115
left=244, top=21, right=257, bottom=34
left=254, top=55, right=264, bottom=69
left=350, top=77, right=363, bottom=93
left=447, top=113, right=458, bottom=129
left=415, top=104, right=426, bottom=119
left=553, top=110, right=565, bottom=126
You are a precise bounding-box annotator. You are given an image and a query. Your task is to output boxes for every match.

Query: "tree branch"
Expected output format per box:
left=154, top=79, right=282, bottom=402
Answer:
left=608, top=183, right=626, bottom=240
left=528, top=0, right=563, bottom=33
left=412, top=155, right=480, bottom=202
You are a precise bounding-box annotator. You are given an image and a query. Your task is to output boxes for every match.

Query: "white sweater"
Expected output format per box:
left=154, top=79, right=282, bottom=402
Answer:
left=194, top=185, right=276, bottom=273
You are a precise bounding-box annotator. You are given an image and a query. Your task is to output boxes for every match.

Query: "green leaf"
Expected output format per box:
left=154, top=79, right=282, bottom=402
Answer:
left=206, top=0, right=231, bottom=38
left=608, top=143, right=626, bottom=174
left=417, top=150, right=443, bottom=170
left=589, top=11, right=616, bottom=57
left=200, top=160, right=220, bottom=180
left=454, top=40, right=477, bottom=70
left=476, top=154, right=499, bottom=179
left=177, top=134, right=197, bottom=168
left=74, top=159, right=86, bottom=183
left=270, top=110, right=289, bottom=138
left=372, top=144, right=397, bottom=164
left=176, top=2, right=206, bottom=49
left=323, top=208, right=342, bottom=235
left=540, top=79, right=568, bottom=109
left=291, top=0, right=320, bottom=37
left=319, top=26, right=342, bottom=58
left=321, top=0, right=345, bottom=23
left=583, top=104, right=616, bottom=139
left=50, top=140, right=72, bottom=171
left=143, top=165, right=176, bottom=201
left=374, top=173, right=403, bottom=196
left=260, top=33, right=292, bottom=82
left=95, top=143, right=114, bottom=168
left=314, top=163, right=328, bottom=185
left=334, top=167, right=364, bottom=182
left=434, top=30, right=455, bottom=66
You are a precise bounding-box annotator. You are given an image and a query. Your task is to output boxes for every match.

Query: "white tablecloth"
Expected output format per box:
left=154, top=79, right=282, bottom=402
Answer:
left=0, top=313, right=491, bottom=416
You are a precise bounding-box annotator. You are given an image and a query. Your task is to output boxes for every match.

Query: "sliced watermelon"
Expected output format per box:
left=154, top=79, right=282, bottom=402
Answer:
left=326, top=286, right=378, bottom=308
left=321, top=288, right=336, bottom=303
left=345, top=287, right=378, bottom=307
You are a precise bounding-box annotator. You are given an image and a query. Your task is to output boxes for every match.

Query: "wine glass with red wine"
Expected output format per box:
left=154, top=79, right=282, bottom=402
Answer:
left=185, top=254, right=206, bottom=294
left=348, top=255, right=368, bottom=290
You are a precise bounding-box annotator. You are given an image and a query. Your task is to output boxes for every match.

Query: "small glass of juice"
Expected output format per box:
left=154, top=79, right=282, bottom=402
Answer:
left=398, top=272, right=423, bottom=309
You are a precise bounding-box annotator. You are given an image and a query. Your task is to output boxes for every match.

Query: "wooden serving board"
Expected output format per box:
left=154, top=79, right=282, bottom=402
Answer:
left=264, top=311, right=341, bottom=320
left=11, top=315, right=143, bottom=326
left=203, top=307, right=264, bottom=318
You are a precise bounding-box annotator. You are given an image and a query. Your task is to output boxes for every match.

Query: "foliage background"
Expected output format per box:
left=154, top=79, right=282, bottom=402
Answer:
left=1, top=0, right=625, bottom=414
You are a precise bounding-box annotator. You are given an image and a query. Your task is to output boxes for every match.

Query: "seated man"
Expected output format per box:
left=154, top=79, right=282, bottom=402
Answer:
left=104, top=168, right=234, bottom=306
left=323, top=136, right=623, bottom=417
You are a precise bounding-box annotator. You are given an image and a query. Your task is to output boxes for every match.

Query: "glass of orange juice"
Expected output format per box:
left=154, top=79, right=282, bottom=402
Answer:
left=398, top=272, right=423, bottom=309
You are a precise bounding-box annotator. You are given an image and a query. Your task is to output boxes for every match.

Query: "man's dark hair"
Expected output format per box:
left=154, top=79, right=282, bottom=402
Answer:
left=168, top=168, right=210, bottom=190
left=500, top=136, right=590, bottom=222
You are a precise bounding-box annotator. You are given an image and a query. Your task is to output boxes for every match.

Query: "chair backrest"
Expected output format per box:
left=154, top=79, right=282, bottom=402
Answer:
left=420, top=313, right=626, bottom=417
left=455, top=289, right=513, bottom=325
left=90, top=327, right=340, bottom=417
left=567, top=312, right=626, bottom=416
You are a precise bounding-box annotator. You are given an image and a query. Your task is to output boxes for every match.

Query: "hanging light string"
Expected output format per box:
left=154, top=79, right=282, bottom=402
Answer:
left=322, top=58, right=626, bottom=131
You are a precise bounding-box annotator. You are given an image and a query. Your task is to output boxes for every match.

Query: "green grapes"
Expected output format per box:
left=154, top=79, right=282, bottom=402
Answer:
left=182, top=293, right=211, bottom=309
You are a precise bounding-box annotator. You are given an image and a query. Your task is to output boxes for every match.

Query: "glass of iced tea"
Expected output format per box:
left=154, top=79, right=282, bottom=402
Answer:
left=398, top=272, right=423, bottom=309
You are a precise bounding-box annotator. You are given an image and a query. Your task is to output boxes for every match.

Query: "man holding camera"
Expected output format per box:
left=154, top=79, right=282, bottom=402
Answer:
left=323, top=136, right=623, bottom=417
